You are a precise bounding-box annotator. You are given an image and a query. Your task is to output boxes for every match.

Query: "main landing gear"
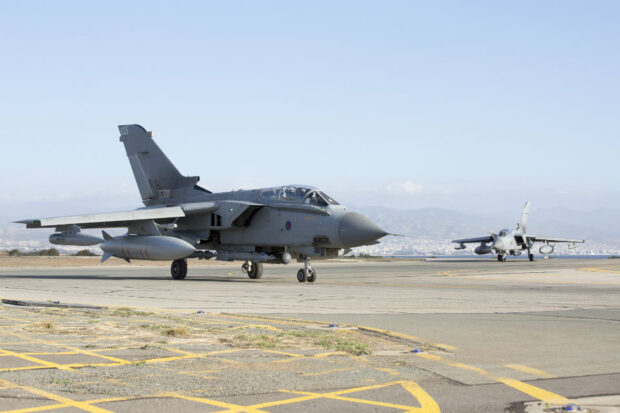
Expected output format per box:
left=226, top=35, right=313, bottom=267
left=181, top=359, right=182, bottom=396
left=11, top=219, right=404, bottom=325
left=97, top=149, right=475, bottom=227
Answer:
left=297, top=257, right=316, bottom=283
left=242, top=261, right=263, bottom=279
left=171, top=259, right=188, bottom=280
left=528, top=250, right=534, bottom=261
left=497, top=253, right=507, bottom=262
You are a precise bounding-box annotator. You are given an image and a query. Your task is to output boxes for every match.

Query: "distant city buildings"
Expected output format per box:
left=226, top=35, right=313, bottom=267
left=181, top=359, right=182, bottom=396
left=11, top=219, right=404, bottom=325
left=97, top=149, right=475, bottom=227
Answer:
left=352, top=237, right=620, bottom=257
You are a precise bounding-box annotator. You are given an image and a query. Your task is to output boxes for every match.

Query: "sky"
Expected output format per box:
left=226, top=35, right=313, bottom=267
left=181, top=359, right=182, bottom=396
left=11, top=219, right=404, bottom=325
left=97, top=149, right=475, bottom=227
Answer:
left=1, top=1, right=619, bottom=219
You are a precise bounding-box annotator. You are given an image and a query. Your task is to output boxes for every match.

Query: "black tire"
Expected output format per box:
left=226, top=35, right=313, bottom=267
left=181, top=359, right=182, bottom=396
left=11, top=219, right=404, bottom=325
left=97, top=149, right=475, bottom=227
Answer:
left=248, top=262, right=263, bottom=279
left=497, top=255, right=503, bottom=262
left=297, top=269, right=307, bottom=283
left=529, top=253, right=534, bottom=262
left=171, top=259, right=187, bottom=280
left=307, top=269, right=317, bottom=283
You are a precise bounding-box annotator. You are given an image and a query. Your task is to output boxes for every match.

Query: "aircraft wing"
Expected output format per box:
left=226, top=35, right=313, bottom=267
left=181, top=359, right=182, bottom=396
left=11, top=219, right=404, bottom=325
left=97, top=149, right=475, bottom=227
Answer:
left=15, top=200, right=260, bottom=231
left=16, top=206, right=188, bottom=229
left=452, top=236, right=494, bottom=244
left=528, top=236, right=585, bottom=244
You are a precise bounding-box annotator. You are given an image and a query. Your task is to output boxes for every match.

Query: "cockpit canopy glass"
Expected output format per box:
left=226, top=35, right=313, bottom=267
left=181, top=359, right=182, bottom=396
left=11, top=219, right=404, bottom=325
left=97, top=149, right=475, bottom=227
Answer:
left=498, top=229, right=510, bottom=237
left=259, top=185, right=339, bottom=206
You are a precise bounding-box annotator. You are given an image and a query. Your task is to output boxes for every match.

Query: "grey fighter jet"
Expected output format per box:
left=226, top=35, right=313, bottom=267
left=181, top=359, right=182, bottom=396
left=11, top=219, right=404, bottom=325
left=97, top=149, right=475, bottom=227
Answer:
left=452, top=202, right=585, bottom=262
left=16, top=125, right=389, bottom=282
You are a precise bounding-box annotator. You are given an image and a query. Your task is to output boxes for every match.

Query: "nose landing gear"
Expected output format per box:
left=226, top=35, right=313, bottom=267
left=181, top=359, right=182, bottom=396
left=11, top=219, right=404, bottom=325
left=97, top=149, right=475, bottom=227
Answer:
left=297, top=257, right=316, bottom=283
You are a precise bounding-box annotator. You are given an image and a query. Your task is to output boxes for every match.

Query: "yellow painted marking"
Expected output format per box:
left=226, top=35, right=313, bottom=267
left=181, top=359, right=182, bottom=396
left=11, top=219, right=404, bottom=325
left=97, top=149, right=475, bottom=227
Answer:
left=400, top=380, right=442, bottom=413
left=18, top=351, right=77, bottom=356
left=0, top=365, right=57, bottom=372
left=496, top=377, right=568, bottom=403
left=215, top=313, right=312, bottom=327
left=415, top=352, right=442, bottom=361
left=210, top=380, right=441, bottom=412
left=5, top=332, right=130, bottom=365
left=227, top=323, right=283, bottom=333
left=313, top=351, right=347, bottom=358
left=0, top=348, right=73, bottom=371
left=505, top=364, right=555, bottom=378
left=375, top=367, right=400, bottom=376
left=433, top=343, right=457, bottom=351
left=447, top=362, right=489, bottom=375
left=439, top=271, right=461, bottom=277
left=158, top=393, right=269, bottom=413
left=415, top=353, right=569, bottom=404
left=278, top=380, right=440, bottom=412
left=300, top=368, right=353, bottom=376
left=580, top=267, right=620, bottom=274
left=261, top=349, right=303, bottom=358
left=1, top=403, right=69, bottom=413
left=0, top=378, right=114, bottom=413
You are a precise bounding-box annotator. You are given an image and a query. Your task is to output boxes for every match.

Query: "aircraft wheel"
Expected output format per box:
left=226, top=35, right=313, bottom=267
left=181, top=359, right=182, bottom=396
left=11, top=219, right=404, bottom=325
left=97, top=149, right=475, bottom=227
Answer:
left=171, top=259, right=187, bottom=280
left=297, top=269, right=307, bottom=283
left=307, top=269, right=317, bottom=283
left=247, top=262, right=263, bottom=279
left=497, top=254, right=503, bottom=262
left=529, top=253, right=534, bottom=262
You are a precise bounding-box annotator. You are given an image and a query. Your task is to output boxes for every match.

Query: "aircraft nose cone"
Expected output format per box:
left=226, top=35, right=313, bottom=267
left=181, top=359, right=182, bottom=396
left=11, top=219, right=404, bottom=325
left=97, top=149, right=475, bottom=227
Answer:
left=338, top=212, right=388, bottom=247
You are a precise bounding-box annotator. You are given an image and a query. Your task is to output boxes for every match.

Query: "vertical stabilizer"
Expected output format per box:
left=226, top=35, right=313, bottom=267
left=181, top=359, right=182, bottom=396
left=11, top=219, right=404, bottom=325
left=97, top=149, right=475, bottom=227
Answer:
left=517, top=201, right=531, bottom=233
left=118, top=125, right=209, bottom=205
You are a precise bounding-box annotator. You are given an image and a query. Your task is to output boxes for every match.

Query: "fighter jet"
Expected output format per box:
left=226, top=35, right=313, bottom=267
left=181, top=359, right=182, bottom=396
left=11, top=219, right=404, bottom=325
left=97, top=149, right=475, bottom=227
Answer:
left=452, top=202, right=584, bottom=262
left=17, top=125, right=389, bottom=282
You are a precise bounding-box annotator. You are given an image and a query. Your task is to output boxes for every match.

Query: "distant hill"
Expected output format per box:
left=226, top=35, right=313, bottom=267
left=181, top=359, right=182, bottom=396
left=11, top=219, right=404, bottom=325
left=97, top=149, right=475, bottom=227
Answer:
left=2, top=206, right=619, bottom=252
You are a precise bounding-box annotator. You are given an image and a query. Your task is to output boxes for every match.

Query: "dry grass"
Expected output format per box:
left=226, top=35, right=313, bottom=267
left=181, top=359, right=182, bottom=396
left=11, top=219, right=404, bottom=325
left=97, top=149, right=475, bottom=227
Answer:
left=33, top=320, right=56, bottom=331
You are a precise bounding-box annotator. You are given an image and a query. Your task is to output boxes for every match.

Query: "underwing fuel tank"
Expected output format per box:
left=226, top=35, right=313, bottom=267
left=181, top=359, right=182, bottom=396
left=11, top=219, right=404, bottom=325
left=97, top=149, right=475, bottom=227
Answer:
left=474, top=244, right=493, bottom=255
left=49, top=233, right=104, bottom=246
left=100, top=234, right=195, bottom=262
left=539, top=244, right=554, bottom=254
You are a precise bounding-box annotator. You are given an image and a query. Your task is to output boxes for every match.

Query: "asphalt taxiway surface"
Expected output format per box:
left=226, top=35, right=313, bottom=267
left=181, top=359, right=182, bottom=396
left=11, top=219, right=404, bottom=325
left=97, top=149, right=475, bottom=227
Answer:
left=1, top=258, right=619, bottom=412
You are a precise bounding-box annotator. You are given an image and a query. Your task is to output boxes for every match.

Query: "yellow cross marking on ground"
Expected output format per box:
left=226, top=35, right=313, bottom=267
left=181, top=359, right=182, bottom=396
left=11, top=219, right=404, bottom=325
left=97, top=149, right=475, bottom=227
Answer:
left=0, top=348, right=74, bottom=371
left=0, top=378, right=114, bottom=413
left=210, top=380, right=440, bottom=413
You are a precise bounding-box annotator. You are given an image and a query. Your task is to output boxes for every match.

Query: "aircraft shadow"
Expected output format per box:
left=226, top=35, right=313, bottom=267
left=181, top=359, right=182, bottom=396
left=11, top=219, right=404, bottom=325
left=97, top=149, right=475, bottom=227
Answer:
left=0, top=274, right=265, bottom=283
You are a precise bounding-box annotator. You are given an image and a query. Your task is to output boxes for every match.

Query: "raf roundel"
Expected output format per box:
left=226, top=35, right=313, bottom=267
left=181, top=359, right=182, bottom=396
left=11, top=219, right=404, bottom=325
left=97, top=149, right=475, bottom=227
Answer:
left=285, top=221, right=292, bottom=231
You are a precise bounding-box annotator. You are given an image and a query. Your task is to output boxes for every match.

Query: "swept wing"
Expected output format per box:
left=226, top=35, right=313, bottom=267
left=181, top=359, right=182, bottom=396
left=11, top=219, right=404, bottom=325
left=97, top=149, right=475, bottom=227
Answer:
left=528, top=236, right=585, bottom=244
left=452, top=235, right=494, bottom=244
left=16, top=206, right=187, bottom=229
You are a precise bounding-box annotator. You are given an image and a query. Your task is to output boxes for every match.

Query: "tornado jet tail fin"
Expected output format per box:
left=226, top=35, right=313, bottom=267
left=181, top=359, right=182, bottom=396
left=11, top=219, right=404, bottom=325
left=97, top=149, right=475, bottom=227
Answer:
left=119, top=125, right=211, bottom=205
left=517, top=201, right=531, bottom=233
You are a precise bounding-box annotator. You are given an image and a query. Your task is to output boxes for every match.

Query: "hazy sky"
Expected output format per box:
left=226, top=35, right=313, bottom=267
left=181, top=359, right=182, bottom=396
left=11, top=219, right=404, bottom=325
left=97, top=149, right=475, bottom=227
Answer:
left=1, top=1, right=619, bottom=219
